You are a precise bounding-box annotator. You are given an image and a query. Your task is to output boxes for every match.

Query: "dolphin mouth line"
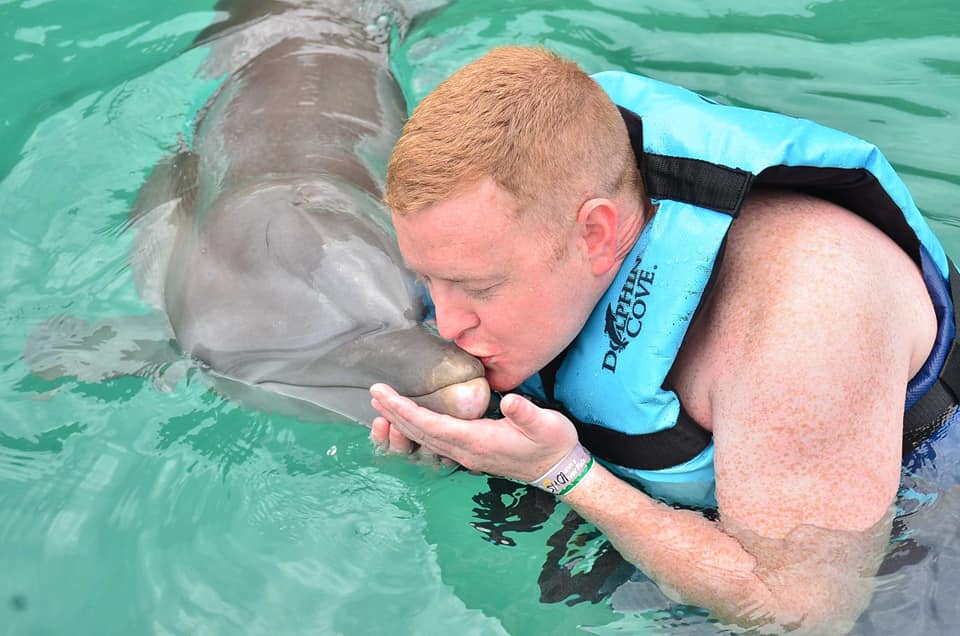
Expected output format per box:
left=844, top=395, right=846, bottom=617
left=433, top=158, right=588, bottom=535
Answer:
left=254, top=379, right=463, bottom=399
left=254, top=380, right=367, bottom=391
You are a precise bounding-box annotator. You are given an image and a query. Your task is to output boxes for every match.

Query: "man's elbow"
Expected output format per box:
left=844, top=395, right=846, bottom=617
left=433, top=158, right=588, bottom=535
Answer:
left=714, top=554, right=880, bottom=634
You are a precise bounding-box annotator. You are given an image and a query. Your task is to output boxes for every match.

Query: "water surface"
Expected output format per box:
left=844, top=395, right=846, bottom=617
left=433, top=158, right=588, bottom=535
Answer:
left=1, top=1, right=958, bottom=634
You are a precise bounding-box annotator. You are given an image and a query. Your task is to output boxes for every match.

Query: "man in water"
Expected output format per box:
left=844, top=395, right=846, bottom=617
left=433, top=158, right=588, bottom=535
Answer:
left=369, top=46, right=955, bottom=631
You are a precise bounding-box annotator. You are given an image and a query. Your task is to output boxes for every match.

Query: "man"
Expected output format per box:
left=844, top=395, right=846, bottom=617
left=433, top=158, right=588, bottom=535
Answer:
left=369, top=46, right=958, bottom=631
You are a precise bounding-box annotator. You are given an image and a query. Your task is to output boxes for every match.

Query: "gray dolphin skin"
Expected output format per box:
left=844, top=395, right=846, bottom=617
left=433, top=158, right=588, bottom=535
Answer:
left=155, top=0, right=490, bottom=423
left=29, top=0, right=490, bottom=425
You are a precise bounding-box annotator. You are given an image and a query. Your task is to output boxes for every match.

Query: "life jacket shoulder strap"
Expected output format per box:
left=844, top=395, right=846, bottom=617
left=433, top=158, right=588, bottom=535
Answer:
left=618, top=106, right=752, bottom=216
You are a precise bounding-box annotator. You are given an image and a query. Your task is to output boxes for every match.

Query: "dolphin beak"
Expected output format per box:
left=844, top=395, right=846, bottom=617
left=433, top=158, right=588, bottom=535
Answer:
left=410, top=376, right=491, bottom=419
left=319, top=323, right=491, bottom=418
left=399, top=330, right=491, bottom=418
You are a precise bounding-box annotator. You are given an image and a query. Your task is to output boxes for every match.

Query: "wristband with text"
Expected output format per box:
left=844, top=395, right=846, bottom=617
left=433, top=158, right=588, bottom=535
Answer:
left=527, top=443, right=594, bottom=496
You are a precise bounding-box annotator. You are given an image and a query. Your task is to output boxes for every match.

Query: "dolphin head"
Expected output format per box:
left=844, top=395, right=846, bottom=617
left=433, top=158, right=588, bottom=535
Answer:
left=166, top=178, right=490, bottom=424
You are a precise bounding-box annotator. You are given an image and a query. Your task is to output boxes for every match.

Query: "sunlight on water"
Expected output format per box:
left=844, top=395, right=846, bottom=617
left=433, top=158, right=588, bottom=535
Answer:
left=1, top=1, right=958, bottom=634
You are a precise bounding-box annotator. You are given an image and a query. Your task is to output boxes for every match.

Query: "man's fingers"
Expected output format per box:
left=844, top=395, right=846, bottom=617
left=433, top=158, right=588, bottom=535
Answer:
left=388, top=423, right=418, bottom=454
left=373, top=386, right=441, bottom=435
left=370, top=416, right=389, bottom=449
left=500, top=393, right=540, bottom=432
left=372, top=415, right=458, bottom=468
left=370, top=383, right=474, bottom=462
left=370, top=415, right=418, bottom=455
left=372, top=390, right=421, bottom=443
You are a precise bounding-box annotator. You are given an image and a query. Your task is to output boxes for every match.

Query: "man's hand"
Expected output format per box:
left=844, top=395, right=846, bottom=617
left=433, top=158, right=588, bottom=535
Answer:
left=369, top=384, right=579, bottom=483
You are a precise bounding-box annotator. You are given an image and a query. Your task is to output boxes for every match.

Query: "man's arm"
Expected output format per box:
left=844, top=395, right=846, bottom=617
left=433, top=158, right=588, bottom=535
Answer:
left=559, top=464, right=892, bottom=629
left=370, top=387, right=892, bottom=632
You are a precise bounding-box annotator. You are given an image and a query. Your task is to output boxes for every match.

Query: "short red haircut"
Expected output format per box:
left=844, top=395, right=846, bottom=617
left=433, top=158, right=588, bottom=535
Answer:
left=386, top=46, right=641, bottom=225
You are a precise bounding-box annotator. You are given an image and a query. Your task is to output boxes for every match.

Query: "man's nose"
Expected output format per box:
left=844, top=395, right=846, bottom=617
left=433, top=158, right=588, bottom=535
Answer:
left=432, top=287, right=479, bottom=341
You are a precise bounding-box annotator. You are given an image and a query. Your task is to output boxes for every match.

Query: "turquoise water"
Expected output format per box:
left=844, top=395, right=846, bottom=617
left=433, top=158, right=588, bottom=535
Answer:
left=1, top=1, right=958, bottom=634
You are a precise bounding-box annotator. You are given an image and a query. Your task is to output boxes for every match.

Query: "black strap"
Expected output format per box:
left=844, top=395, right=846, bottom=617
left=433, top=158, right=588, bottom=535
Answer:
left=903, top=262, right=960, bottom=452
left=573, top=407, right=713, bottom=470
left=618, top=106, right=753, bottom=217
left=531, top=351, right=713, bottom=471
left=522, top=387, right=713, bottom=471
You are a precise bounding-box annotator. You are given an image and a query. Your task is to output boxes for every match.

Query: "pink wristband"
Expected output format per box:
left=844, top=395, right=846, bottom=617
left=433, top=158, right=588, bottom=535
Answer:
left=528, top=443, right=594, bottom=496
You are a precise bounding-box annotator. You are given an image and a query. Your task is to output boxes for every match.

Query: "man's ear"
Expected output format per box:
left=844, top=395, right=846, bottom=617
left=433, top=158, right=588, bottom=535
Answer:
left=577, top=198, right=619, bottom=276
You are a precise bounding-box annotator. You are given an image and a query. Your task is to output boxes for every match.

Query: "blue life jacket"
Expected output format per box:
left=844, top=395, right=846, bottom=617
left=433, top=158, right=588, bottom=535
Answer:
left=516, top=71, right=960, bottom=507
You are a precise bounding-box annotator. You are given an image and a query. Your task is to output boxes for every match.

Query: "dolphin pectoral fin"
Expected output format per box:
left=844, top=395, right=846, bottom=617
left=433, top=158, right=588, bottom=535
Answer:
left=23, top=312, right=185, bottom=388
left=129, top=148, right=198, bottom=226
left=128, top=149, right=198, bottom=307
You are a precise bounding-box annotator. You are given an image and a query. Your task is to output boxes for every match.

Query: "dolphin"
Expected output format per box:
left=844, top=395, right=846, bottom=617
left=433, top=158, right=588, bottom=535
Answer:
left=25, top=0, right=490, bottom=424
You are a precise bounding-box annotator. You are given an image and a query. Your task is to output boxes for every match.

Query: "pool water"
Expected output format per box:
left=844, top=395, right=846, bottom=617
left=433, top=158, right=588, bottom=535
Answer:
left=1, top=1, right=958, bottom=634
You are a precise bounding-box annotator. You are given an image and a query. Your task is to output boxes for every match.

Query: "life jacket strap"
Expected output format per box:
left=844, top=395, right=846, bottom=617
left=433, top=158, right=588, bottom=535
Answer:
left=520, top=389, right=713, bottom=472
left=572, top=407, right=713, bottom=470
left=903, top=262, right=960, bottom=452
left=530, top=347, right=713, bottom=471
left=618, top=106, right=752, bottom=216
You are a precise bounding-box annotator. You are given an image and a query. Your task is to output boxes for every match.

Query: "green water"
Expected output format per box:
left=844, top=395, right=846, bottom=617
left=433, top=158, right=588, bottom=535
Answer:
left=1, top=1, right=958, bottom=634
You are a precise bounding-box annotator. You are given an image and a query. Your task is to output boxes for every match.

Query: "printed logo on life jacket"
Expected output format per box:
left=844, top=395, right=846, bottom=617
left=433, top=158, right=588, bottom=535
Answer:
left=602, top=255, right=656, bottom=373
left=604, top=307, right=629, bottom=353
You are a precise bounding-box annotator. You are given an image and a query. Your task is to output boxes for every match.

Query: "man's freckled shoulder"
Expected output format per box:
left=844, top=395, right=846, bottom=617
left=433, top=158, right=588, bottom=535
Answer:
left=717, top=189, right=933, bottom=332
left=669, top=189, right=937, bottom=426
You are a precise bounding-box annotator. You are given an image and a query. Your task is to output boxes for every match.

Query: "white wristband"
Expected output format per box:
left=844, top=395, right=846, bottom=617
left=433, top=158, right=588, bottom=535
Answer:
left=527, top=443, right=594, bottom=496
